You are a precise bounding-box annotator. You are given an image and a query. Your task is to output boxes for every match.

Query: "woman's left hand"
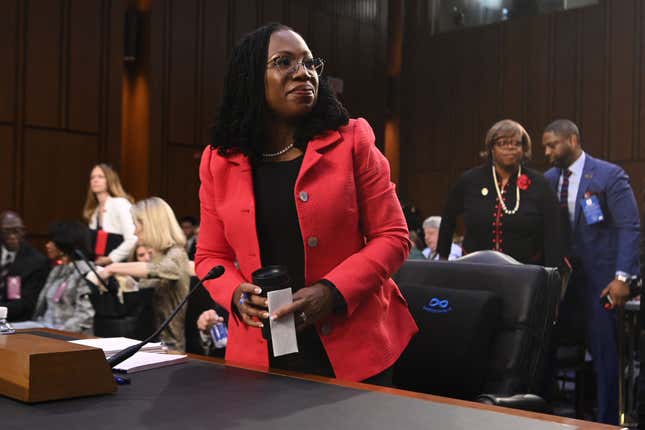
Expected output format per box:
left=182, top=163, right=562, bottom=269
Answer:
left=270, top=282, right=336, bottom=331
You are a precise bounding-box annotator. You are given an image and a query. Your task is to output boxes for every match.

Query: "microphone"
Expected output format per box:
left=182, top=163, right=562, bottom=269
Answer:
left=107, top=265, right=225, bottom=368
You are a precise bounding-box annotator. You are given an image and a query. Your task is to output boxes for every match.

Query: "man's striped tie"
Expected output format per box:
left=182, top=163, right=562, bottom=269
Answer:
left=559, top=168, right=572, bottom=209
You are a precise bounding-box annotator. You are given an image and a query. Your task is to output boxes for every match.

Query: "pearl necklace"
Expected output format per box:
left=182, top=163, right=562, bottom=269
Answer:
left=492, top=164, right=521, bottom=215
left=261, top=143, right=294, bottom=158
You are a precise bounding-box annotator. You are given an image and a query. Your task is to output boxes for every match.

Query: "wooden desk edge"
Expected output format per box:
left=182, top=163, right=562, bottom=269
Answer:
left=20, top=329, right=621, bottom=430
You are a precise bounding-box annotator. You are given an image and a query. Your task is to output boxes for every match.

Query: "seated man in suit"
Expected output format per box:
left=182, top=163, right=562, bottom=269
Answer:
left=422, top=216, right=462, bottom=260
left=0, top=211, right=50, bottom=321
left=542, top=119, right=640, bottom=425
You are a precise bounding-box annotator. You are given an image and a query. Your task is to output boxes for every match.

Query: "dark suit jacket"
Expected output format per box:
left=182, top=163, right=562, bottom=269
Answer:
left=186, top=236, right=197, bottom=261
left=0, top=242, right=50, bottom=321
left=545, top=154, right=640, bottom=288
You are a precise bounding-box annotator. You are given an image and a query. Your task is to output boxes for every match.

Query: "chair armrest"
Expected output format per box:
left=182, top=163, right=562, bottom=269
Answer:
left=475, top=394, right=548, bottom=413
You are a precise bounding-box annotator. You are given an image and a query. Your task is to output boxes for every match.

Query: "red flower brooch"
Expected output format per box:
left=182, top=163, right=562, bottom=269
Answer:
left=517, top=174, right=531, bottom=191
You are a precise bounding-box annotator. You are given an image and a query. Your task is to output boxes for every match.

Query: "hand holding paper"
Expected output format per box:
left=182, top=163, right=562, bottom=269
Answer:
left=269, top=282, right=336, bottom=331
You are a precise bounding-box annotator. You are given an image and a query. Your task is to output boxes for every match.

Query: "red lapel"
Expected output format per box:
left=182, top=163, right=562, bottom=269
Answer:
left=296, top=129, right=342, bottom=188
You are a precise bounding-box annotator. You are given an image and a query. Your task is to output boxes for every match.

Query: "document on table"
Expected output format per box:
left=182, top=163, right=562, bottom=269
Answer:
left=69, top=337, right=166, bottom=357
left=267, top=288, right=298, bottom=357
left=10, top=320, right=46, bottom=329
left=112, top=352, right=188, bottom=374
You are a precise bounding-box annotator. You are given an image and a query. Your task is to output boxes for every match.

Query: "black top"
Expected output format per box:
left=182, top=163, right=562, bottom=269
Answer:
left=437, top=164, right=565, bottom=267
left=253, top=155, right=334, bottom=377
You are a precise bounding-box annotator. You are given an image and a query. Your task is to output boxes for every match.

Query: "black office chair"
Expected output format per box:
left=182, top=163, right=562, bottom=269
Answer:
left=546, top=261, right=592, bottom=419
left=393, top=251, right=562, bottom=412
left=551, top=341, right=591, bottom=419
left=88, top=278, right=156, bottom=340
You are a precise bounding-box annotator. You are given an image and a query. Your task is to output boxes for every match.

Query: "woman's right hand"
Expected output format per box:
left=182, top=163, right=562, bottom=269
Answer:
left=232, top=282, right=268, bottom=328
left=196, top=309, right=224, bottom=332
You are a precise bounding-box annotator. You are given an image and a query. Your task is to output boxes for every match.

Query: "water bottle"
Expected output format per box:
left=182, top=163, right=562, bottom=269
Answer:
left=0, top=307, right=16, bottom=334
left=210, top=322, right=228, bottom=349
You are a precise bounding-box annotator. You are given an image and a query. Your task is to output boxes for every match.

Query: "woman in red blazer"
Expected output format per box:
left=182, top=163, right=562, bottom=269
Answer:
left=195, top=23, right=417, bottom=384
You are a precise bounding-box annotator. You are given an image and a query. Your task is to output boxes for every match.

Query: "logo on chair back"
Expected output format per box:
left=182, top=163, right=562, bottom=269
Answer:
left=423, top=297, right=452, bottom=314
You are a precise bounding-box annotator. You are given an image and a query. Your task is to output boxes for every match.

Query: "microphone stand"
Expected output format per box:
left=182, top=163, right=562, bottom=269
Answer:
left=107, top=265, right=225, bottom=368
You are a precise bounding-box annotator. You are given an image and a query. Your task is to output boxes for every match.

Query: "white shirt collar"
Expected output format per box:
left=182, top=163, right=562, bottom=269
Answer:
left=567, top=151, right=586, bottom=178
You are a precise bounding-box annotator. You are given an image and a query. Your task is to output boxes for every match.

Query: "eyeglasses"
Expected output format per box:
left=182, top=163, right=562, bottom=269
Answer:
left=494, top=139, right=523, bottom=149
left=267, top=56, right=325, bottom=76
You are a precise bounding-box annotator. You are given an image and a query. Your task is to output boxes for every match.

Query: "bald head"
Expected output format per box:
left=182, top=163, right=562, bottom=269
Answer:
left=0, top=211, right=25, bottom=251
left=1, top=211, right=24, bottom=229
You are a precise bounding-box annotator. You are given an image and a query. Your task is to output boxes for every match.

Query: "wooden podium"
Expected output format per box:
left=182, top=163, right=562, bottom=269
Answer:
left=0, top=333, right=116, bottom=402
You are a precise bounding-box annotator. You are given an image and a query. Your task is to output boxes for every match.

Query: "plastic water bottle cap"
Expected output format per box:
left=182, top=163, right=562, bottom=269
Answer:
left=0, top=307, right=7, bottom=319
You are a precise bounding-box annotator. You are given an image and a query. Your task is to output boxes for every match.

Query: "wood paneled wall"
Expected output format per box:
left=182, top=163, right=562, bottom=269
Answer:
left=399, top=0, right=645, bottom=219
left=0, top=0, right=124, bottom=242
left=13, top=0, right=644, bottom=248
left=1, top=0, right=390, bottom=245
left=147, top=0, right=389, bottom=219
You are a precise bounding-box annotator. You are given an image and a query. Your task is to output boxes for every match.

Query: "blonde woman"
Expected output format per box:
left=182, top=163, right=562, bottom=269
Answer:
left=83, top=164, right=137, bottom=265
left=100, top=197, right=190, bottom=352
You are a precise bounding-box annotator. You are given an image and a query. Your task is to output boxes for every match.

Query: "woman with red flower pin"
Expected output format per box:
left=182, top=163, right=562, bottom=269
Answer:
left=437, top=119, right=565, bottom=267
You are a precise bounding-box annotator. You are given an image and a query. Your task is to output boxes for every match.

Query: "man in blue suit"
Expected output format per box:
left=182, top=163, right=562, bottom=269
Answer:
left=542, top=119, right=640, bottom=424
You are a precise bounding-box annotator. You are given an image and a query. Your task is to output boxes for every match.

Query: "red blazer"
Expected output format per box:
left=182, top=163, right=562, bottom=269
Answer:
left=196, top=118, right=418, bottom=381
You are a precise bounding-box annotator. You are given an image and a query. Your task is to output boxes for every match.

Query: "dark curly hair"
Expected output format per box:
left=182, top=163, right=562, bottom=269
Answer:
left=210, top=23, right=349, bottom=160
left=48, top=221, right=93, bottom=261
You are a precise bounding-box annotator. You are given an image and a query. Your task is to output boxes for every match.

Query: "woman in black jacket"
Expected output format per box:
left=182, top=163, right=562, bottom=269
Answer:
left=437, top=119, right=565, bottom=267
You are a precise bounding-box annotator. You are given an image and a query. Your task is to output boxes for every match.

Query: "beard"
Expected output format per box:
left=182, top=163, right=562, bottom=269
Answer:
left=552, top=157, right=569, bottom=169
left=551, top=146, right=575, bottom=169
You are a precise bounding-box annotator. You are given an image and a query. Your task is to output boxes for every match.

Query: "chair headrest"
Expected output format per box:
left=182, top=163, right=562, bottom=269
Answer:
left=394, top=259, right=555, bottom=326
left=457, top=250, right=521, bottom=265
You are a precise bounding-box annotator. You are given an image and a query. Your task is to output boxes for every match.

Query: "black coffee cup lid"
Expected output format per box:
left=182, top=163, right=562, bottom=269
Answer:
left=251, top=265, right=290, bottom=288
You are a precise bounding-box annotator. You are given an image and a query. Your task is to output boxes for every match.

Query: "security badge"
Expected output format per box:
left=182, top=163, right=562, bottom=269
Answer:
left=581, top=191, right=604, bottom=225
left=6, top=276, right=21, bottom=300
